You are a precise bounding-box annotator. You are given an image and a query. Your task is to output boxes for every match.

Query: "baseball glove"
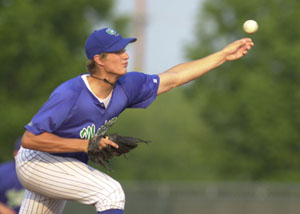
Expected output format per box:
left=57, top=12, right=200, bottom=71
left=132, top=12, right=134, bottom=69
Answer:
left=88, top=133, right=150, bottom=169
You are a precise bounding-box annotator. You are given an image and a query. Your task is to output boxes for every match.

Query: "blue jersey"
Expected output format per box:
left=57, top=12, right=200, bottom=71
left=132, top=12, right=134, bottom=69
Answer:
left=0, top=161, right=24, bottom=213
left=25, top=72, right=160, bottom=163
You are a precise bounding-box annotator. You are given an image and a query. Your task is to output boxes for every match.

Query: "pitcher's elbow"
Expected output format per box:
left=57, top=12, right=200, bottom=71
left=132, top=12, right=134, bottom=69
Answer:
left=21, top=131, right=35, bottom=149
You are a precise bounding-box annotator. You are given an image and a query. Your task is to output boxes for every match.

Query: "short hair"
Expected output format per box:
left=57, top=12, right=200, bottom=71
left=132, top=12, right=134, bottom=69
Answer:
left=86, top=53, right=107, bottom=74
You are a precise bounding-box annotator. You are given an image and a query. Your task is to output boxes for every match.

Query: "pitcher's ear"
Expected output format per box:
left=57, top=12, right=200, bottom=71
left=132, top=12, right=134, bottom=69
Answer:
left=93, top=54, right=105, bottom=66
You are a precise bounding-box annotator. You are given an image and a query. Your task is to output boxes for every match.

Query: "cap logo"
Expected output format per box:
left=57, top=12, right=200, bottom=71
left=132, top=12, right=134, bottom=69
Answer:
left=106, top=28, right=120, bottom=36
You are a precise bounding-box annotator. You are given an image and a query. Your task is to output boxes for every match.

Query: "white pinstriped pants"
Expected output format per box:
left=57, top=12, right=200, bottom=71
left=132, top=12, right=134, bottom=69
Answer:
left=15, top=147, right=125, bottom=214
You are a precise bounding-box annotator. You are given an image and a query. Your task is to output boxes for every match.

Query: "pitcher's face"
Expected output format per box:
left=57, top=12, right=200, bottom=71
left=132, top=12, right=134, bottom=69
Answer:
left=101, top=49, right=129, bottom=76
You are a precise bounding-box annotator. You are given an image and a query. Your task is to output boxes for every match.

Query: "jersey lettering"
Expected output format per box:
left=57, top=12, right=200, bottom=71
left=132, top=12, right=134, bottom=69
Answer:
left=96, top=117, right=118, bottom=136
left=79, top=117, right=118, bottom=139
left=80, top=124, right=95, bottom=139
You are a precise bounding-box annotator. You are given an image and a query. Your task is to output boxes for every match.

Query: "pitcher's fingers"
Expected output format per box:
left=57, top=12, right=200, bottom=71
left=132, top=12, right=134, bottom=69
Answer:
left=101, top=137, right=119, bottom=149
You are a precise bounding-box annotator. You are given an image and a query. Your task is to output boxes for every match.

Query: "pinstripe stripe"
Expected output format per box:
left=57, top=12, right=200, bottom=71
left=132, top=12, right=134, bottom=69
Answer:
left=18, top=157, right=107, bottom=201
left=20, top=190, right=66, bottom=214
left=26, top=157, right=111, bottom=200
left=16, top=147, right=125, bottom=213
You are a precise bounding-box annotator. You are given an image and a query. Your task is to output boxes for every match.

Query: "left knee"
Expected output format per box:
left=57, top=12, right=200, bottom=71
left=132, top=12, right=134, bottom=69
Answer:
left=108, top=181, right=125, bottom=205
left=97, top=180, right=125, bottom=211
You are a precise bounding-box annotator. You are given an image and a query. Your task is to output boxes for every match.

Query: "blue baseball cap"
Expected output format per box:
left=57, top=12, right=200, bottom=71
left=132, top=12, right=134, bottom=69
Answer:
left=85, top=28, right=137, bottom=59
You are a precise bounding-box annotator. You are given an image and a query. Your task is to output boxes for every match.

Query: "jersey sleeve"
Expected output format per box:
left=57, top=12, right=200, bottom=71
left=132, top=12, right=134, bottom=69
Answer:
left=25, top=89, right=78, bottom=135
left=120, top=72, right=160, bottom=108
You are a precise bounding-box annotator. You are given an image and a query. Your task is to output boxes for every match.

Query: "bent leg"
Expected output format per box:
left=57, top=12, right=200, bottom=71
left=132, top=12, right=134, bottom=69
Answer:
left=16, top=147, right=125, bottom=213
left=19, top=190, right=66, bottom=214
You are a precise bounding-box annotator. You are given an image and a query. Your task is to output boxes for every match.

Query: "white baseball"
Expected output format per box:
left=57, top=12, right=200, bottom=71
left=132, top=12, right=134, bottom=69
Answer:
left=243, top=20, right=258, bottom=34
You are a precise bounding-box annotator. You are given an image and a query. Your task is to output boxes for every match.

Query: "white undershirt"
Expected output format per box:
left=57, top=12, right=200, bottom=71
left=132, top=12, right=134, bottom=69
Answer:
left=81, top=74, right=113, bottom=108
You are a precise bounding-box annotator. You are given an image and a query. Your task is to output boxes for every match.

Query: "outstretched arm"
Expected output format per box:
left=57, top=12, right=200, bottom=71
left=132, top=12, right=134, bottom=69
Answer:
left=157, top=38, right=254, bottom=95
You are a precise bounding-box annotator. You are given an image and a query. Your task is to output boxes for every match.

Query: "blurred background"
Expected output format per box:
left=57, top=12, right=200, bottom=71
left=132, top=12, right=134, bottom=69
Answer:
left=1, top=0, right=300, bottom=213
